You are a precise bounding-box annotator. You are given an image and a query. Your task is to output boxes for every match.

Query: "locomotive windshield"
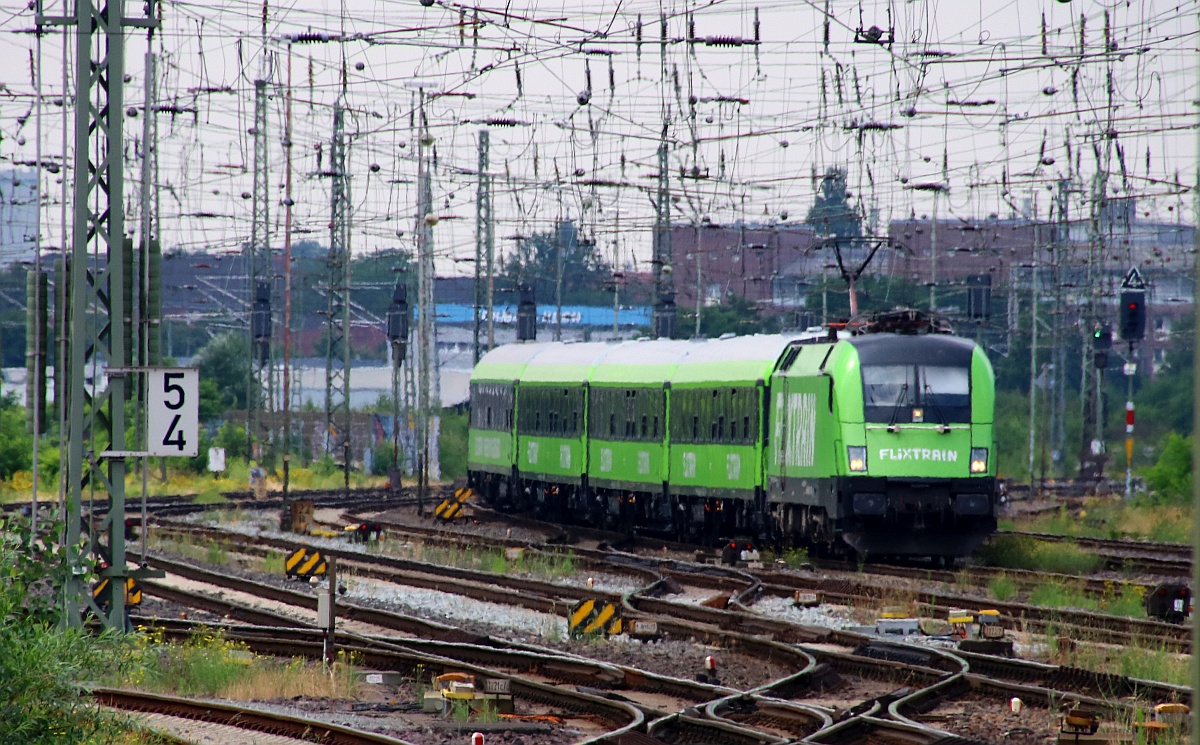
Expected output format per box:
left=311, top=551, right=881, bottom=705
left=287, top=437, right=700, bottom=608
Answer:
left=862, top=364, right=971, bottom=423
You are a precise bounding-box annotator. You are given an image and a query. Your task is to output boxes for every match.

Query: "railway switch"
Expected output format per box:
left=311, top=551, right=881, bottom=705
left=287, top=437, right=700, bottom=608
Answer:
left=696, top=655, right=720, bottom=686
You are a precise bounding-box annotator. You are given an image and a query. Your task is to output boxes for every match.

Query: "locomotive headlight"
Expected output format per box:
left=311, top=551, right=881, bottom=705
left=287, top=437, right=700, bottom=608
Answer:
left=970, top=448, right=989, bottom=474
left=847, top=446, right=868, bottom=473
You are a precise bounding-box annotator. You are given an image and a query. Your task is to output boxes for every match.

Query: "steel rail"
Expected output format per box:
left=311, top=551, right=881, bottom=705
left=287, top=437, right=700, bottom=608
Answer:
left=95, top=687, right=418, bottom=745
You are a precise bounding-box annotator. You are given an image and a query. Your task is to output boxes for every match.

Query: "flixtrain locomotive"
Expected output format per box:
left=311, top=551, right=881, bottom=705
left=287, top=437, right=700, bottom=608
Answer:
left=466, top=311, right=998, bottom=560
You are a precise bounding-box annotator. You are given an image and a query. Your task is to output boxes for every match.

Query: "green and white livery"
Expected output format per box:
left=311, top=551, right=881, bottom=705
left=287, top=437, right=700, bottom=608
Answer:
left=468, top=311, right=997, bottom=559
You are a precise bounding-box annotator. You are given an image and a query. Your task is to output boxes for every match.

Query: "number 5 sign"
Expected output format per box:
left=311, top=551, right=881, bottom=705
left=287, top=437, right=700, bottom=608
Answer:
left=146, top=368, right=200, bottom=457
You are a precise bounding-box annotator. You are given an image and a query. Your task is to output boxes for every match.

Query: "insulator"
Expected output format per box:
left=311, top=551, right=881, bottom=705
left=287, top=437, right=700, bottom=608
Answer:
left=704, top=35, right=747, bottom=46
left=290, top=31, right=332, bottom=43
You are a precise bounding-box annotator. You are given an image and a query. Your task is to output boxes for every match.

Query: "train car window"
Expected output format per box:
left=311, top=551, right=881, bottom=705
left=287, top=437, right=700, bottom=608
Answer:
left=692, top=416, right=699, bottom=440
left=471, top=383, right=515, bottom=432
left=743, top=416, right=751, bottom=442
left=609, top=414, right=616, bottom=437
left=641, top=415, right=648, bottom=437
left=653, top=416, right=659, bottom=437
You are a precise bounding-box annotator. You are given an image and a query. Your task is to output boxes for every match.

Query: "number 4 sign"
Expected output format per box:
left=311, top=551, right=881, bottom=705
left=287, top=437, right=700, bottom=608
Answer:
left=146, top=368, right=200, bottom=457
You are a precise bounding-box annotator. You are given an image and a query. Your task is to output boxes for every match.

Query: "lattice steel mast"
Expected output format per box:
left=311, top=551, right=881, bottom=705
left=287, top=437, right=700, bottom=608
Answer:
left=42, top=0, right=160, bottom=630
left=473, top=129, right=493, bottom=363
left=324, top=102, right=352, bottom=490
left=247, top=77, right=274, bottom=462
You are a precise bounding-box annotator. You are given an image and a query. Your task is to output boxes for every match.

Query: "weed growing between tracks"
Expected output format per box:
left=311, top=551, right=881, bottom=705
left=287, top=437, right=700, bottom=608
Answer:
left=977, top=534, right=1102, bottom=574
left=1038, top=632, right=1190, bottom=687
left=147, top=533, right=234, bottom=568
left=1006, top=501, right=1192, bottom=543
left=370, top=537, right=578, bottom=580
left=986, top=574, right=1018, bottom=601
left=119, top=627, right=362, bottom=700
left=1024, top=580, right=1146, bottom=617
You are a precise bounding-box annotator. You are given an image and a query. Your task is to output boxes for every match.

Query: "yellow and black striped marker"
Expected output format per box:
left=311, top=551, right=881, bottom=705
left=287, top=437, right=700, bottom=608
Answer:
left=434, top=487, right=474, bottom=521
left=92, top=577, right=142, bottom=608
left=568, top=597, right=623, bottom=638
left=285, top=547, right=327, bottom=579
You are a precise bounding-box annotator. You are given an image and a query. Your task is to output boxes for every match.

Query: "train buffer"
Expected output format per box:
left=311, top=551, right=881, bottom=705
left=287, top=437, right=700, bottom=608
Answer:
left=285, top=547, right=328, bottom=579
left=568, top=598, right=624, bottom=638
left=434, top=487, right=474, bottom=521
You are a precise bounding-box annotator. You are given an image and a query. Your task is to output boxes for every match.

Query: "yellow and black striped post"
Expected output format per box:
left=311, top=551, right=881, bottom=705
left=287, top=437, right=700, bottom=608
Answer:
left=434, top=487, right=474, bottom=521
left=285, top=547, right=328, bottom=579
left=568, top=597, right=623, bottom=638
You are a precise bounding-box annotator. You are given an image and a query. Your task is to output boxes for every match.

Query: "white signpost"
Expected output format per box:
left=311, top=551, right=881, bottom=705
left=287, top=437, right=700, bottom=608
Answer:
left=146, top=368, right=200, bottom=457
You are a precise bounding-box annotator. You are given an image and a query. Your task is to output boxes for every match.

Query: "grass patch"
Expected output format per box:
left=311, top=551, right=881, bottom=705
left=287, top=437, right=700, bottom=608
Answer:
left=260, top=552, right=286, bottom=575
left=977, top=534, right=1101, bottom=574
left=761, top=547, right=811, bottom=569
left=121, top=628, right=359, bottom=700
left=1025, top=579, right=1146, bottom=617
left=375, top=538, right=577, bottom=580
left=148, top=534, right=233, bottom=567
left=987, top=574, right=1017, bottom=601
left=1047, top=636, right=1189, bottom=686
left=1010, top=499, right=1192, bottom=543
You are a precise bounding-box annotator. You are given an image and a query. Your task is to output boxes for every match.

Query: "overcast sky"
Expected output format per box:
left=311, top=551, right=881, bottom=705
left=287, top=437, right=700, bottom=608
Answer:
left=0, top=0, right=1195, bottom=275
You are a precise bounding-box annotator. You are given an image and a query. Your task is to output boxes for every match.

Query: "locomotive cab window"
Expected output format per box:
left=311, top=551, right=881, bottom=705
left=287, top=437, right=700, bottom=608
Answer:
left=862, top=365, right=971, bottom=423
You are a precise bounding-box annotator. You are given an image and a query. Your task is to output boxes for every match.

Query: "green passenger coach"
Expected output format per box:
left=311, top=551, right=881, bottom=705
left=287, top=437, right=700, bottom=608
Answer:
left=468, top=311, right=998, bottom=560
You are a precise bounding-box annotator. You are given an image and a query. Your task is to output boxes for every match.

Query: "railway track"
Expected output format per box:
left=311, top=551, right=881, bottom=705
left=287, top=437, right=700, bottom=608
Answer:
left=96, top=687, right=418, bottom=744
left=133, top=570, right=1173, bottom=745
left=131, top=527, right=1190, bottom=745
left=142, top=520, right=1189, bottom=703
left=1001, top=529, right=1192, bottom=577
left=287, top=509, right=1190, bottom=654
left=103, top=490, right=1190, bottom=744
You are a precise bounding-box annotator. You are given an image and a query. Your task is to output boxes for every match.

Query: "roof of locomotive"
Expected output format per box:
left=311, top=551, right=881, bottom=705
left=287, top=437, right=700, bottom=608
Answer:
left=847, top=332, right=977, bottom=367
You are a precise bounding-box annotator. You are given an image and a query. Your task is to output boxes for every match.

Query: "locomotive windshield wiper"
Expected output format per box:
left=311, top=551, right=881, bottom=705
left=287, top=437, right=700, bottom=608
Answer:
left=887, top=383, right=909, bottom=430
left=923, top=384, right=949, bottom=431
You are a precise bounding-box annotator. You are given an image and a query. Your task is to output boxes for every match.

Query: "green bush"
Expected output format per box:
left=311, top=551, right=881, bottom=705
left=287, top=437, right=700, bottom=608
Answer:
left=0, top=393, right=32, bottom=481
left=215, top=421, right=248, bottom=462
left=438, top=409, right=468, bottom=481
left=0, top=515, right=128, bottom=743
left=1144, top=433, right=1192, bottom=504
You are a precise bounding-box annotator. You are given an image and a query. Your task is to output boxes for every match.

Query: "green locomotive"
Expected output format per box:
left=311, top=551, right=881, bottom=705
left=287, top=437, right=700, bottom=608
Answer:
left=468, top=311, right=997, bottom=559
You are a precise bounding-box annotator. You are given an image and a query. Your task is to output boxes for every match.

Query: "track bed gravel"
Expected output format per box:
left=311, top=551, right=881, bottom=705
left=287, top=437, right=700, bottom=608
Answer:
left=916, top=693, right=1061, bottom=745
